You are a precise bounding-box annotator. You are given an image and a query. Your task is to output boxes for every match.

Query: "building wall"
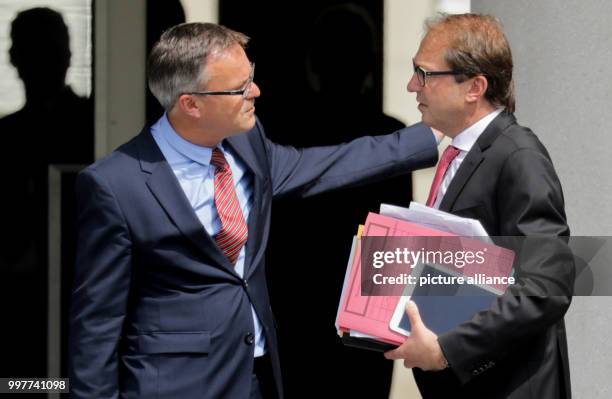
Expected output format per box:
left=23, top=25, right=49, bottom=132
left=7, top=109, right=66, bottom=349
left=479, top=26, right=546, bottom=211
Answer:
left=472, top=1, right=612, bottom=397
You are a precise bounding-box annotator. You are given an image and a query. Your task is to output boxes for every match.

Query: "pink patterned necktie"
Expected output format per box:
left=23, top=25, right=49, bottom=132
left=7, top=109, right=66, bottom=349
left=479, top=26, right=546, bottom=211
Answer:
left=211, top=148, right=248, bottom=265
left=426, top=145, right=461, bottom=207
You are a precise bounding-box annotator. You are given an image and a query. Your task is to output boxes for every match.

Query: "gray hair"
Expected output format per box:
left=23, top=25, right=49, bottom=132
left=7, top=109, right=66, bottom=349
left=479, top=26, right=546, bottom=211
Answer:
left=147, top=22, right=249, bottom=111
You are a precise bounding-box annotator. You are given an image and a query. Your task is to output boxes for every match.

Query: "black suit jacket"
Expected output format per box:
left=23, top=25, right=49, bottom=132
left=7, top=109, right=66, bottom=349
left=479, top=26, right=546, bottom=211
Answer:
left=413, top=112, right=574, bottom=399
left=68, top=119, right=437, bottom=399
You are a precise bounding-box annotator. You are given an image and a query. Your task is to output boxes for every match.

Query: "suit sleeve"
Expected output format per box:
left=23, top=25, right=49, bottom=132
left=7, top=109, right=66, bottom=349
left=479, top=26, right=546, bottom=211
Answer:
left=259, top=120, right=438, bottom=198
left=438, top=147, right=574, bottom=384
left=69, top=168, right=132, bottom=399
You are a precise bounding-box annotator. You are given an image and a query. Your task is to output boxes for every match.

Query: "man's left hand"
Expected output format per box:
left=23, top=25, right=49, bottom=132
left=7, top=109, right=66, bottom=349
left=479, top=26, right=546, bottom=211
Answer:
left=384, top=300, right=448, bottom=371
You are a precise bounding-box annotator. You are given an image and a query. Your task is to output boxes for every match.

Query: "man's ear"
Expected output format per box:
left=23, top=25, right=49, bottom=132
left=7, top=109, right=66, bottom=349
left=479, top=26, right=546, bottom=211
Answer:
left=177, top=94, right=201, bottom=118
left=465, top=75, right=488, bottom=104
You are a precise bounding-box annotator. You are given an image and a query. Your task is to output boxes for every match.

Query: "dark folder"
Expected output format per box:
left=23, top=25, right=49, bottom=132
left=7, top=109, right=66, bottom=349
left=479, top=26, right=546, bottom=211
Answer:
left=395, top=263, right=500, bottom=335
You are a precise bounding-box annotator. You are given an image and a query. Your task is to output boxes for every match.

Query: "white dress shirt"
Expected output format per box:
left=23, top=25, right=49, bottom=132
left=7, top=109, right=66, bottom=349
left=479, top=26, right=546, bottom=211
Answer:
left=432, top=108, right=505, bottom=209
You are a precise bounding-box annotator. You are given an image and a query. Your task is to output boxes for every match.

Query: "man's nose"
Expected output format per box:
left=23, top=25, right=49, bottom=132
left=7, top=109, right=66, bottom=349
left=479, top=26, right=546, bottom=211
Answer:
left=407, top=73, right=421, bottom=93
left=248, top=82, right=261, bottom=99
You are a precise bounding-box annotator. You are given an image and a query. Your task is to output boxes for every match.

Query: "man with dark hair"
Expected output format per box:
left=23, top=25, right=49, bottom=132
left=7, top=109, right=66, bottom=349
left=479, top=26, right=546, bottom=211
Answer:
left=384, top=13, right=573, bottom=399
left=68, top=22, right=438, bottom=398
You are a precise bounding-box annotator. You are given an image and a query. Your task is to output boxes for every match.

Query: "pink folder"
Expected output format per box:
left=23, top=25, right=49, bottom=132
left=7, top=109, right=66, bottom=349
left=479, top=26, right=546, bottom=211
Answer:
left=336, top=212, right=514, bottom=345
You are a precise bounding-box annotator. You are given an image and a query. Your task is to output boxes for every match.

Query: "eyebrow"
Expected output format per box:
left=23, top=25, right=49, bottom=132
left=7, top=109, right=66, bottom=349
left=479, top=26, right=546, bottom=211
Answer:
left=235, top=77, right=249, bottom=89
left=412, top=58, right=429, bottom=70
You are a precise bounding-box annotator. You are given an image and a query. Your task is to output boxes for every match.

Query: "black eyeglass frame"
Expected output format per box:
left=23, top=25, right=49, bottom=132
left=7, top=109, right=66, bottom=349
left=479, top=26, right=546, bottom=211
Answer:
left=185, top=63, right=255, bottom=98
left=413, top=60, right=463, bottom=86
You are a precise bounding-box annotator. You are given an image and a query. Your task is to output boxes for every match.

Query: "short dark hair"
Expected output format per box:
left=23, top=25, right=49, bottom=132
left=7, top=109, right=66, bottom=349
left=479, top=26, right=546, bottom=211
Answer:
left=426, top=13, right=515, bottom=112
left=147, top=23, right=249, bottom=111
left=10, top=7, right=70, bottom=69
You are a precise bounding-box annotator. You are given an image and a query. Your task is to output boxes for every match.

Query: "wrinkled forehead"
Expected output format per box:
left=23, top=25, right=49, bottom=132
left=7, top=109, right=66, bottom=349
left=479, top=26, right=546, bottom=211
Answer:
left=205, top=45, right=250, bottom=73
left=201, top=44, right=251, bottom=86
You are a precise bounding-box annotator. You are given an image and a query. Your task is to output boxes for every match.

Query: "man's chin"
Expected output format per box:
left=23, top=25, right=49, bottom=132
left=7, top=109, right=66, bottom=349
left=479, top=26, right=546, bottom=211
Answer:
left=229, top=117, right=257, bottom=137
left=243, top=115, right=257, bottom=130
left=420, top=114, right=431, bottom=127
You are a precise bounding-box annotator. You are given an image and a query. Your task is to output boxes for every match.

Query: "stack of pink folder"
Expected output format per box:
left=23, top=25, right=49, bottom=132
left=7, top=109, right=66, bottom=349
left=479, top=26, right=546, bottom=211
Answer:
left=335, top=212, right=515, bottom=351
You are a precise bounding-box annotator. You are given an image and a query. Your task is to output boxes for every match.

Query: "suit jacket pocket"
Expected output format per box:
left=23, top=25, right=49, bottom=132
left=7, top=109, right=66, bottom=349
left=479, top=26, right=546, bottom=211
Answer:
left=130, top=331, right=211, bottom=354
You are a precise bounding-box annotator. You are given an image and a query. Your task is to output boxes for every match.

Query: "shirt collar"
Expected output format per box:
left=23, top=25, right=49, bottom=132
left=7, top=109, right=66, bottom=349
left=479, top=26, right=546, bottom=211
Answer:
left=153, top=113, right=223, bottom=166
left=451, top=108, right=504, bottom=152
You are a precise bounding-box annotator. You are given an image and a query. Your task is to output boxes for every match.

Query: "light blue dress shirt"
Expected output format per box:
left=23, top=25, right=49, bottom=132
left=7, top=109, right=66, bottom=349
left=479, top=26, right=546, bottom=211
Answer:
left=151, top=114, right=266, bottom=357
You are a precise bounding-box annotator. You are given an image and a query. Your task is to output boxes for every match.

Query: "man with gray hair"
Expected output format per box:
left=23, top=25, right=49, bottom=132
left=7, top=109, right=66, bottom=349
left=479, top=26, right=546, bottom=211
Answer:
left=69, top=22, right=438, bottom=398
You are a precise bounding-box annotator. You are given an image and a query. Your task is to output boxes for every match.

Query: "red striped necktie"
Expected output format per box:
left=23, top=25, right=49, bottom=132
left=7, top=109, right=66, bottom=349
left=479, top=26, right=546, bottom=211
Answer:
left=426, top=145, right=461, bottom=208
left=211, top=148, right=248, bottom=265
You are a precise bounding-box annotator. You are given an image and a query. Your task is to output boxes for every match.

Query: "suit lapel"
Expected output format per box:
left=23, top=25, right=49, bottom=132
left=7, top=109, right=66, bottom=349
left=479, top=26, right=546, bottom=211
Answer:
left=136, top=129, right=240, bottom=276
left=438, top=146, right=484, bottom=212
left=439, top=112, right=516, bottom=212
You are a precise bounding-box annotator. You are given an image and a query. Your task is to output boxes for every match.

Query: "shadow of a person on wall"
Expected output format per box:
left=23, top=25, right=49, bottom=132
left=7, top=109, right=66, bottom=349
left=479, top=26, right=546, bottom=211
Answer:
left=0, top=7, right=93, bottom=378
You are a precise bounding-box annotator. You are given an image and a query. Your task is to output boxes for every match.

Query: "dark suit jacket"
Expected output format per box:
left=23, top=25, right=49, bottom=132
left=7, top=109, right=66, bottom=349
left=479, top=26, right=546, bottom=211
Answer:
left=413, top=112, right=574, bottom=399
left=68, top=119, right=437, bottom=399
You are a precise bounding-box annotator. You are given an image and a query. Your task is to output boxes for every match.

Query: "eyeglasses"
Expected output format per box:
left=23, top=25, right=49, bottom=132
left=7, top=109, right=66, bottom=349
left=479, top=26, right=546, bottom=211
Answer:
left=413, top=60, right=462, bottom=87
left=186, top=63, right=255, bottom=99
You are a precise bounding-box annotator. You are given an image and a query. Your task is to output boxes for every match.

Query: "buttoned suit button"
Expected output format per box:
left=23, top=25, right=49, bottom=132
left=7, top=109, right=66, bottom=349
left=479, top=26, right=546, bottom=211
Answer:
left=243, top=279, right=249, bottom=288
left=244, top=332, right=255, bottom=345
